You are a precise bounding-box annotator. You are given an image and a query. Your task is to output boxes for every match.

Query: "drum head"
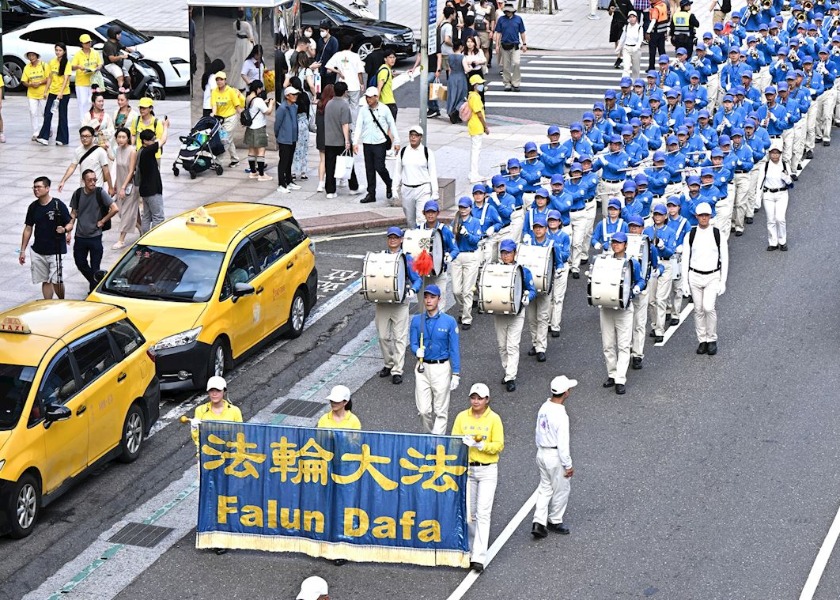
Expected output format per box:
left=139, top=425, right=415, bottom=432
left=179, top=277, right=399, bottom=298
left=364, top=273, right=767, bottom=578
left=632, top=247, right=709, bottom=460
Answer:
left=429, top=229, right=444, bottom=276
left=395, top=253, right=407, bottom=300
left=619, top=259, right=631, bottom=308
left=513, top=265, right=523, bottom=314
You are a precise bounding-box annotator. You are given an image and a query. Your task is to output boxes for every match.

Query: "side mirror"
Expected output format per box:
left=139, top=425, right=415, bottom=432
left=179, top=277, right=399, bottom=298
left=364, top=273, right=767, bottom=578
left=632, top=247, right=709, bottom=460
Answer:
left=231, top=282, right=255, bottom=303
left=44, top=404, right=71, bottom=427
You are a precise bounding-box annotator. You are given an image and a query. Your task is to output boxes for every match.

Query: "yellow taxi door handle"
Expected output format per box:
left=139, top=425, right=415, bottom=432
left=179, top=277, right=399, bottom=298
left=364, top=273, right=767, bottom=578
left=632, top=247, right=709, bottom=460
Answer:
left=117, top=372, right=127, bottom=382
left=76, top=405, right=87, bottom=416
left=256, top=286, right=264, bottom=294
left=286, top=262, right=294, bottom=270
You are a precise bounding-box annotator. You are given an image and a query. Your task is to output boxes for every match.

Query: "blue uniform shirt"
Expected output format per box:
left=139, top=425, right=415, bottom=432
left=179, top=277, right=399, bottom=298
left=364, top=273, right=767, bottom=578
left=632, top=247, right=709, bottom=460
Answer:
left=454, top=215, right=483, bottom=252
left=410, top=310, right=461, bottom=373
left=471, top=202, right=503, bottom=235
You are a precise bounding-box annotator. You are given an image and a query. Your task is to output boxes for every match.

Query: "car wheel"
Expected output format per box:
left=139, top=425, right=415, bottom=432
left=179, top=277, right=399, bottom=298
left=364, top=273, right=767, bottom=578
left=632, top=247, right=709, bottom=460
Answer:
left=286, top=290, right=306, bottom=339
left=356, top=42, right=374, bottom=62
left=3, top=57, right=25, bottom=92
left=8, top=473, right=40, bottom=539
left=118, top=404, right=145, bottom=463
left=208, top=338, right=228, bottom=381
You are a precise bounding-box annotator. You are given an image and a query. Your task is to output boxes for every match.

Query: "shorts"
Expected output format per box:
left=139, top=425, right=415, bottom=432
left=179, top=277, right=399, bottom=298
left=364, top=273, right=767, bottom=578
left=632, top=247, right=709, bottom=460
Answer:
left=478, top=31, right=491, bottom=49
left=104, top=63, right=127, bottom=79
left=31, top=251, right=61, bottom=284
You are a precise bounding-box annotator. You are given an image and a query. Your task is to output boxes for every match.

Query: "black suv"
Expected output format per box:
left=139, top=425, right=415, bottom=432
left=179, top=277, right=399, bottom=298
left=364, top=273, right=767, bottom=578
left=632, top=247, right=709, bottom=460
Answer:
left=1, top=0, right=100, bottom=32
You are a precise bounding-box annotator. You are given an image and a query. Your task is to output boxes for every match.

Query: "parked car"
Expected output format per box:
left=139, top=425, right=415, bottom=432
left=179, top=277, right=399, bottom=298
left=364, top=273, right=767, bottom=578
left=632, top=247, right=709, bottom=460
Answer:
left=2, top=15, right=190, bottom=91
left=300, top=0, right=417, bottom=61
left=0, top=301, right=160, bottom=539
left=87, top=203, right=318, bottom=392
left=1, top=0, right=101, bottom=33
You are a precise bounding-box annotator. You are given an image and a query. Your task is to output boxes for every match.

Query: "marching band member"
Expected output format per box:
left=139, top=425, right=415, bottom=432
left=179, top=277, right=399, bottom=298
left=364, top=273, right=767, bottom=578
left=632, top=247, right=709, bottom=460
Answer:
left=591, top=198, right=628, bottom=253
left=376, top=227, right=422, bottom=385
left=560, top=122, right=594, bottom=169
left=419, top=200, right=459, bottom=307
left=646, top=204, right=678, bottom=343
left=521, top=142, right=547, bottom=193
left=503, top=158, right=528, bottom=204
left=522, top=187, right=554, bottom=240
left=665, top=196, right=690, bottom=326
left=490, top=174, right=521, bottom=236
left=620, top=180, right=646, bottom=220
left=815, top=47, right=838, bottom=146
left=582, top=112, right=606, bottom=152
left=549, top=174, right=573, bottom=225
left=540, top=124, right=566, bottom=177
left=801, top=56, right=825, bottom=159
left=522, top=214, right=564, bottom=361
left=744, top=118, right=772, bottom=218
left=664, top=135, right=689, bottom=197
left=565, top=162, right=590, bottom=280
left=546, top=210, right=572, bottom=338
left=777, top=81, right=803, bottom=177
left=645, top=150, right=671, bottom=201
left=578, top=154, right=601, bottom=263
left=451, top=197, right=484, bottom=330
left=472, top=183, right=503, bottom=265
left=627, top=215, right=661, bottom=370
left=592, top=135, right=631, bottom=213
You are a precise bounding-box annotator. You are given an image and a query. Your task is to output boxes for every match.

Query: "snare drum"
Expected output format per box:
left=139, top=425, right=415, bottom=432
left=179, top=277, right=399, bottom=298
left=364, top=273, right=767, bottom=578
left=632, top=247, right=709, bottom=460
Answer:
left=671, top=252, right=682, bottom=280
left=404, top=229, right=444, bottom=276
left=362, top=252, right=407, bottom=303
left=587, top=255, right=631, bottom=309
left=479, top=264, right=523, bottom=315
left=626, top=233, right=651, bottom=280
left=516, top=244, right=555, bottom=294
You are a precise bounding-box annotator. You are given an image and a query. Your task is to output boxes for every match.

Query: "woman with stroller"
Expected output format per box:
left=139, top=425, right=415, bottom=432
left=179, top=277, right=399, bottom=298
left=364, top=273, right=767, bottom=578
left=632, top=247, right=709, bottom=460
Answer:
left=244, top=79, right=274, bottom=182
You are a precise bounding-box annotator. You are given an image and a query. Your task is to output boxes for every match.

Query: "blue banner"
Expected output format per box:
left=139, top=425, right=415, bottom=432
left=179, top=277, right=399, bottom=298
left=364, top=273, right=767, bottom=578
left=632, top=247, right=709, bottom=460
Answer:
left=196, top=422, right=469, bottom=567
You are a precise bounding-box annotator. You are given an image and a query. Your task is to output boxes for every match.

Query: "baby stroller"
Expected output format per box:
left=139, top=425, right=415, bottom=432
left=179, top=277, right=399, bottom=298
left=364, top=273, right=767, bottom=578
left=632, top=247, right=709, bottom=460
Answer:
left=172, top=115, right=226, bottom=179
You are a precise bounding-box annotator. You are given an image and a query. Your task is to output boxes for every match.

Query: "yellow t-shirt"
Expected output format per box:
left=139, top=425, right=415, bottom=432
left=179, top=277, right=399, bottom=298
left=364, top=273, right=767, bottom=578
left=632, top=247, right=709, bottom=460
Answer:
left=70, top=49, right=103, bottom=87
left=22, top=61, right=49, bottom=99
left=317, top=410, right=362, bottom=430
left=451, top=407, right=504, bottom=464
left=130, top=116, right=165, bottom=158
left=191, top=400, right=244, bottom=448
left=47, top=57, right=72, bottom=96
left=466, top=91, right=485, bottom=136
left=211, top=86, right=244, bottom=118
left=377, top=65, right=395, bottom=105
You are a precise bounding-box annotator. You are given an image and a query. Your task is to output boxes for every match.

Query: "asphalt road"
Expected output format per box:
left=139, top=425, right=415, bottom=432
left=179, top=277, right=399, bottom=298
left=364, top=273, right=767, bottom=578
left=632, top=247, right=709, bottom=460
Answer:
left=3, top=148, right=840, bottom=599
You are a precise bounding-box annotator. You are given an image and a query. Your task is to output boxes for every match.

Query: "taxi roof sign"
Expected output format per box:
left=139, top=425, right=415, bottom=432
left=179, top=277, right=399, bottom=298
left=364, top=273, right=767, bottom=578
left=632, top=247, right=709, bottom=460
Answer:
left=186, top=206, right=217, bottom=227
left=0, top=316, right=31, bottom=334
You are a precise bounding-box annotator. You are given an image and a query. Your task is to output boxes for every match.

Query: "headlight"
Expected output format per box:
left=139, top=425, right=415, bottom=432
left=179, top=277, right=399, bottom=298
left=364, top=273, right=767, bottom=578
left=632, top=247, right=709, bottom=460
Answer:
left=152, top=327, right=202, bottom=351
left=383, top=33, right=399, bottom=42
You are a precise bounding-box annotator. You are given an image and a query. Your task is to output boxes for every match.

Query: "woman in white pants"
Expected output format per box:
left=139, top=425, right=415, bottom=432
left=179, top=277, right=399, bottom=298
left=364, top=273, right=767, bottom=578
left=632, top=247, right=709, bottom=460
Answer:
left=466, top=75, right=489, bottom=182
left=760, top=147, right=793, bottom=251
left=616, top=12, right=644, bottom=80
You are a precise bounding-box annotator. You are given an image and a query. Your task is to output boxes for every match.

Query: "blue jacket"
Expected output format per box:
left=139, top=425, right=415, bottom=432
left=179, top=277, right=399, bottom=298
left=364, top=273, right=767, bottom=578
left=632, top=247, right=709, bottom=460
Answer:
left=274, top=101, right=299, bottom=145
left=454, top=215, right=483, bottom=252
left=410, top=310, right=460, bottom=373
left=471, top=202, right=503, bottom=235
left=591, top=217, right=628, bottom=249
left=644, top=166, right=670, bottom=197
left=592, top=150, right=631, bottom=181
left=646, top=224, right=677, bottom=261
left=666, top=214, right=690, bottom=248
left=520, top=158, right=547, bottom=192
left=539, top=142, right=566, bottom=177
left=490, top=191, right=518, bottom=226
left=522, top=206, right=553, bottom=240
left=547, top=229, right=572, bottom=266
left=550, top=191, right=574, bottom=226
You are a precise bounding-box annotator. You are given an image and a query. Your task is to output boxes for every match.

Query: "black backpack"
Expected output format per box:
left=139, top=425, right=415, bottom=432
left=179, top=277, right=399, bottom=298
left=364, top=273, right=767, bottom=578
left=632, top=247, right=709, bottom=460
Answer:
left=72, top=186, right=112, bottom=232
left=240, top=98, right=255, bottom=127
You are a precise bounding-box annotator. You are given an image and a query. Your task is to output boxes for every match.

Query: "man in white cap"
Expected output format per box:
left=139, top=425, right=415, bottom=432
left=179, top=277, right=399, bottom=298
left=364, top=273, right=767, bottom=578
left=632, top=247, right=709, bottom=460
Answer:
left=353, top=87, right=400, bottom=204
left=392, top=124, right=439, bottom=228
left=531, top=375, right=576, bottom=539
left=759, top=145, right=793, bottom=252
left=297, top=575, right=329, bottom=600
left=451, top=382, right=505, bottom=573
left=680, top=201, right=728, bottom=356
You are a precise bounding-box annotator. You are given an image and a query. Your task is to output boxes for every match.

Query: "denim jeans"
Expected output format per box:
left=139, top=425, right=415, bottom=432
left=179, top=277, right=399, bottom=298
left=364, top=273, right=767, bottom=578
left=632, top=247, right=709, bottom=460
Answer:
left=73, top=236, right=104, bottom=292
left=38, top=94, right=71, bottom=145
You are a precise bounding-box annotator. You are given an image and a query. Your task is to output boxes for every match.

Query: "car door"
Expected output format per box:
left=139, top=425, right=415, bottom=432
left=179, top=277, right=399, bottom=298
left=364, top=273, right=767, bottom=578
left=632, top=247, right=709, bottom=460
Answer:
left=301, top=2, right=330, bottom=29
left=249, top=224, right=289, bottom=334
left=39, top=348, right=89, bottom=494
left=276, top=218, right=314, bottom=326
left=219, top=240, right=267, bottom=358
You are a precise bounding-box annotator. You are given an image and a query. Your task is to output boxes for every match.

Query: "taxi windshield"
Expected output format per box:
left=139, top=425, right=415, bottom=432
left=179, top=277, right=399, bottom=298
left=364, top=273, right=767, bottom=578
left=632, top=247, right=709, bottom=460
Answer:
left=0, top=364, right=36, bottom=430
left=100, top=245, right=224, bottom=303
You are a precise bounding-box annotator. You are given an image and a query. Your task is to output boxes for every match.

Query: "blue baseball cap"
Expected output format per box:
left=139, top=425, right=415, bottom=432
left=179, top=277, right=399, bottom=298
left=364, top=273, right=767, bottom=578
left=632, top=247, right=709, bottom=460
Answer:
left=579, top=154, right=593, bottom=162
left=689, top=70, right=701, bottom=79
left=653, top=203, right=668, bottom=214
left=765, top=85, right=778, bottom=95
left=653, top=150, right=666, bottom=161
left=684, top=92, right=696, bottom=102
left=676, top=48, right=688, bottom=56
left=547, top=125, right=561, bottom=135
left=423, top=200, right=440, bottom=212
left=719, top=134, right=731, bottom=145
left=524, top=141, right=538, bottom=153
left=609, top=134, right=623, bottom=144
left=621, top=125, right=634, bottom=135
left=499, top=239, right=517, bottom=253
left=723, top=94, right=735, bottom=102
left=507, top=157, right=521, bottom=169
left=747, top=35, right=757, bottom=43
left=687, top=175, right=701, bottom=185
left=685, top=118, right=696, bottom=128
left=666, top=89, right=679, bottom=98
left=777, top=48, right=787, bottom=55
left=713, top=23, right=723, bottom=31
left=731, top=127, right=744, bottom=137
left=593, top=101, right=606, bottom=111
left=711, top=148, right=724, bottom=158
left=634, top=78, right=645, bottom=87
left=570, top=162, right=583, bottom=172
left=647, top=69, right=658, bottom=78
left=604, top=89, right=617, bottom=99
left=628, top=215, right=644, bottom=227
left=535, top=187, right=550, bottom=198
left=458, top=196, right=473, bottom=208
left=491, top=174, right=506, bottom=187
left=472, top=183, right=486, bottom=194
left=582, top=111, right=595, bottom=121
left=620, top=77, right=632, bottom=87
left=386, top=226, right=403, bottom=237
left=611, top=231, right=628, bottom=243
left=696, top=42, right=707, bottom=51
left=550, top=174, right=565, bottom=185
left=667, top=196, right=681, bottom=206
left=622, top=180, right=637, bottom=192
left=700, top=167, right=714, bottom=177
left=778, top=82, right=789, bottom=91
left=547, top=210, right=562, bottom=221
left=570, top=122, right=583, bottom=132
left=666, top=135, right=679, bottom=145
left=803, top=56, right=814, bottom=64
left=634, top=173, right=648, bottom=185
left=533, top=215, right=548, bottom=227
left=744, top=120, right=756, bottom=129
left=758, top=23, right=768, bottom=31
left=630, top=117, right=642, bottom=127
left=659, top=55, right=670, bottom=64
left=676, top=126, right=689, bottom=136
left=608, top=198, right=622, bottom=210
left=425, top=284, right=441, bottom=296
left=703, top=32, right=713, bottom=39
left=640, top=108, right=652, bottom=117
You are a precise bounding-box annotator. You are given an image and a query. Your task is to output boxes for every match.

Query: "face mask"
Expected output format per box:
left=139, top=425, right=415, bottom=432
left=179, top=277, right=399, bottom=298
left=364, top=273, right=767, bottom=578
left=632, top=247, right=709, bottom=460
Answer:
left=304, top=31, right=312, bottom=38
left=320, top=31, right=328, bottom=38
left=476, top=84, right=485, bottom=92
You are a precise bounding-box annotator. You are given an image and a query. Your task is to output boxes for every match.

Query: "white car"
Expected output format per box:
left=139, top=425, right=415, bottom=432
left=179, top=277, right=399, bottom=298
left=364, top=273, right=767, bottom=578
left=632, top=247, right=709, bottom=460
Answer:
left=2, top=15, right=190, bottom=91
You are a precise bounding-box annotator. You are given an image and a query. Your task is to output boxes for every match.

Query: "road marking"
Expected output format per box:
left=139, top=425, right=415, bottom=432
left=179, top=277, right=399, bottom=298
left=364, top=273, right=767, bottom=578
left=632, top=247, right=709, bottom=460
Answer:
left=514, top=71, right=622, bottom=83
left=527, top=59, right=618, bottom=67
left=312, top=230, right=382, bottom=242
left=799, top=501, right=840, bottom=600
left=314, top=251, right=367, bottom=259
left=446, top=488, right=540, bottom=600
left=654, top=303, right=695, bottom=346
left=486, top=102, right=595, bottom=109
left=486, top=91, right=604, bottom=99
left=488, top=81, right=624, bottom=90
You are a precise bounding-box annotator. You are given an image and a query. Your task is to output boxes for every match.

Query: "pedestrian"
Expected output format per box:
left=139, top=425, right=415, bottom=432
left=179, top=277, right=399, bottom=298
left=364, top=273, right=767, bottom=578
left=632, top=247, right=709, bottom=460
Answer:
left=353, top=87, right=399, bottom=204
left=474, top=0, right=497, bottom=66
left=493, top=2, right=527, bottom=92
left=409, top=284, right=461, bottom=435
left=313, top=20, right=339, bottom=89
left=316, top=83, right=335, bottom=192
left=323, top=82, right=354, bottom=199
left=102, top=25, right=135, bottom=94
left=210, top=71, right=244, bottom=168
left=708, top=0, right=731, bottom=24
left=240, top=44, right=264, bottom=91
left=70, top=34, right=103, bottom=123
left=243, top=79, right=275, bottom=182
left=21, top=50, right=48, bottom=141
left=464, top=37, right=488, bottom=103
left=363, top=35, right=386, bottom=85
left=617, top=11, right=645, bottom=80
left=680, top=202, right=728, bottom=356
left=57, top=126, right=113, bottom=194
left=392, top=125, right=439, bottom=228
left=759, top=146, right=793, bottom=251
left=230, top=8, right=255, bottom=91
left=130, top=97, right=166, bottom=163
left=670, top=0, right=700, bottom=57
left=439, top=6, right=457, bottom=76
left=68, top=169, right=118, bottom=293
left=317, top=385, right=362, bottom=429
left=275, top=85, right=300, bottom=194
left=326, top=36, right=366, bottom=124
left=531, top=375, right=576, bottom=539
left=288, top=75, right=311, bottom=182
left=451, top=382, right=505, bottom=573
left=646, top=0, right=671, bottom=72
left=446, top=41, right=469, bottom=123
left=201, top=59, right=226, bottom=118
left=82, top=92, right=115, bottom=159
left=375, top=227, right=422, bottom=385
left=137, top=121, right=170, bottom=233
left=296, top=576, right=329, bottom=600
left=377, top=49, right=398, bottom=121
left=610, top=0, right=635, bottom=69
left=467, top=75, right=490, bottom=183
left=19, top=176, right=71, bottom=299
left=112, top=127, right=140, bottom=249
left=112, top=93, right=139, bottom=136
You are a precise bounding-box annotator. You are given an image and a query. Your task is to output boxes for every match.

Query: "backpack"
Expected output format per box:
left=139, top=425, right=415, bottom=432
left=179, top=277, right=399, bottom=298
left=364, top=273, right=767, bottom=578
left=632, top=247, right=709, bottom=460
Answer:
left=688, top=226, right=721, bottom=270
left=368, top=65, right=390, bottom=89
left=240, top=98, right=255, bottom=127
left=458, top=99, right=473, bottom=122
left=72, top=186, right=111, bottom=232
left=399, top=145, right=429, bottom=167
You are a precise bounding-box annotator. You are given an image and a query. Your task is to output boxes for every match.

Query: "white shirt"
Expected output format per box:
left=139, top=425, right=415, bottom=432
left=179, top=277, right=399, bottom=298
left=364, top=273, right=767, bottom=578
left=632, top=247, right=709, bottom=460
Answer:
left=761, top=159, right=792, bottom=190
left=535, top=399, right=572, bottom=469
left=682, top=224, right=729, bottom=286
left=325, top=50, right=365, bottom=92
left=620, top=22, right=645, bottom=48
left=247, top=97, right=269, bottom=129
left=392, top=144, right=440, bottom=197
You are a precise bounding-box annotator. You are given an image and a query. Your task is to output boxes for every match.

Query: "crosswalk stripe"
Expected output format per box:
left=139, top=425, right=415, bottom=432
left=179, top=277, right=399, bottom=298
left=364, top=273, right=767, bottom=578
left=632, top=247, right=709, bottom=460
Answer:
left=527, top=60, right=621, bottom=68
left=486, top=90, right=604, bottom=99
left=515, top=72, right=622, bottom=83
left=488, top=81, right=617, bottom=90
left=521, top=66, right=618, bottom=74
left=485, top=102, right=594, bottom=109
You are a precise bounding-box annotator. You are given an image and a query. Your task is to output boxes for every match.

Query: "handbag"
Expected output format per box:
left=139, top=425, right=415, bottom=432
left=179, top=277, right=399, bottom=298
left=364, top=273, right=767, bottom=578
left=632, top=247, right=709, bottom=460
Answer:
left=429, top=78, right=442, bottom=100
left=369, top=107, right=392, bottom=150
left=90, top=70, right=105, bottom=91
left=334, top=150, right=354, bottom=180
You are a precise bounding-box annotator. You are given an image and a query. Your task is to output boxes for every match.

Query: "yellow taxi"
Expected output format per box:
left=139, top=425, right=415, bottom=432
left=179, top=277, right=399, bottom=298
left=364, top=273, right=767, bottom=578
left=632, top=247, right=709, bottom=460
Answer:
left=0, top=301, right=160, bottom=539
left=88, top=202, right=318, bottom=392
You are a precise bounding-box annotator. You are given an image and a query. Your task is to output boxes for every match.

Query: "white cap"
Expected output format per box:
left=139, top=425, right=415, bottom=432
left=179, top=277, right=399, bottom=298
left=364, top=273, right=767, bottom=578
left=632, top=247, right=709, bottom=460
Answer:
left=284, top=86, right=301, bottom=96
left=695, top=202, right=713, bottom=215
left=469, top=382, right=490, bottom=398
left=408, top=124, right=424, bottom=135
left=297, top=576, right=329, bottom=600
left=206, top=375, right=227, bottom=391
left=550, top=375, right=578, bottom=395
left=364, top=86, right=380, bottom=97
left=326, top=384, right=351, bottom=403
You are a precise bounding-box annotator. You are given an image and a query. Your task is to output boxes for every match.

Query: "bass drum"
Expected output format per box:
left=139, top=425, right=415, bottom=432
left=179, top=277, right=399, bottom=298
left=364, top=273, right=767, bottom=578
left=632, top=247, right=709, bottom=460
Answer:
left=478, top=264, right=523, bottom=315
left=403, top=228, right=444, bottom=276
left=516, top=244, right=554, bottom=294
left=626, top=233, right=651, bottom=280
left=587, top=255, right=631, bottom=309
left=362, top=251, right=407, bottom=303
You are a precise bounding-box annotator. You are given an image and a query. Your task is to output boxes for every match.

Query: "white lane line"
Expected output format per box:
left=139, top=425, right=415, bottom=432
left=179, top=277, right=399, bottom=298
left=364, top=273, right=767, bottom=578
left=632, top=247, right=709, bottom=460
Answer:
left=654, top=303, right=695, bottom=347
left=515, top=72, right=622, bottom=82
left=311, top=231, right=382, bottom=242
left=526, top=62, right=619, bottom=71
left=486, top=91, right=604, bottom=99
left=527, top=59, right=618, bottom=66
left=447, top=488, right=540, bottom=600
left=486, top=102, right=595, bottom=109
left=488, top=81, right=622, bottom=90
left=799, top=501, right=840, bottom=600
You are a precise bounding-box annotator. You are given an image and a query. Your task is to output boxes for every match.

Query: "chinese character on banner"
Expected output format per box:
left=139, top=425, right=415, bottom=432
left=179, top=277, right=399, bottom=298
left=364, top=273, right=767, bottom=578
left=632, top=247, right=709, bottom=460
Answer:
left=269, top=438, right=335, bottom=485
left=332, top=444, right=398, bottom=491
left=202, top=432, right=266, bottom=479
left=400, top=445, right=467, bottom=492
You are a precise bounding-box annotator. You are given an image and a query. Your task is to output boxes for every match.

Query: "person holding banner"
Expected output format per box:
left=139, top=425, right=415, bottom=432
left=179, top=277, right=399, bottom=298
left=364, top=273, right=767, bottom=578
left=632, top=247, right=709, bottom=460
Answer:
left=451, top=382, right=505, bottom=573
left=317, top=385, right=361, bottom=429
left=410, top=285, right=461, bottom=435
left=190, top=376, right=243, bottom=449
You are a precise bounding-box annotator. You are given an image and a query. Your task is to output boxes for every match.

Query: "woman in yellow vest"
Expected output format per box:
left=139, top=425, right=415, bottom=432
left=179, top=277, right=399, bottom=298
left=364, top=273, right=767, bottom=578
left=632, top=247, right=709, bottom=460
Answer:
left=190, top=375, right=244, bottom=449
left=36, top=43, right=72, bottom=146
left=21, top=50, right=49, bottom=140
left=317, top=385, right=362, bottom=429
left=70, top=33, right=103, bottom=123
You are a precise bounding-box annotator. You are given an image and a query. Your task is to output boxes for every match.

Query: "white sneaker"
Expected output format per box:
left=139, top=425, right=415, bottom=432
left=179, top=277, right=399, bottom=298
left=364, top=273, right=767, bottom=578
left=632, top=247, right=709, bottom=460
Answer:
left=35, top=138, right=49, bottom=146
left=277, top=186, right=290, bottom=194
left=287, top=183, right=302, bottom=190
left=55, top=141, right=65, bottom=146
left=249, top=172, right=259, bottom=179
left=0, top=133, right=5, bottom=143
left=587, top=13, right=600, bottom=19
left=326, top=193, right=337, bottom=199
left=257, top=174, right=272, bottom=181
left=316, top=181, right=325, bottom=192
left=338, top=179, right=347, bottom=188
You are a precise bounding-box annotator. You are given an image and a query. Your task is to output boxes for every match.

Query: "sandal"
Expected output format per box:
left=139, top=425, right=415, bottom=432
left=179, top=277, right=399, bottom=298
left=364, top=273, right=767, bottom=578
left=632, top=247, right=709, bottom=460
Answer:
left=112, top=240, right=126, bottom=250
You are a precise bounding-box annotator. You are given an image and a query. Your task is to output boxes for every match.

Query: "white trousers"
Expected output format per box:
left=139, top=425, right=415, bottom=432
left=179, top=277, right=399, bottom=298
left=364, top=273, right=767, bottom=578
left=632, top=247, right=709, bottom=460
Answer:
left=731, top=172, right=752, bottom=233
left=805, top=101, right=820, bottom=152
left=550, top=267, right=569, bottom=330
left=599, top=306, right=633, bottom=384
left=688, top=271, right=720, bottom=343
left=782, top=128, right=795, bottom=167
left=451, top=251, right=481, bottom=325
left=792, top=119, right=806, bottom=168
left=818, top=89, right=836, bottom=142
left=508, top=208, right=525, bottom=243
left=414, top=361, right=452, bottom=434
left=494, top=312, right=525, bottom=382
left=375, top=302, right=410, bottom=375
left=631, top=289, right=650, bottom=359
left=598, top=179, right=624, bottom=215
left=649, top=261, right=673, bottom=336
left=749, top=157, right=767, bottom=212
left=401, top=182, right=432, bottom=229
left=527, top=292, right=551, bottom=352
left=28, top=98, right=45, bottom=137
left=706, top=73, right=720, bottom=113
left=763, top=190, right=788, bottom=246
left=621, top=46, right=642, bottom=80
left=533, top=447, right=570, bottom=526
left=220, top=115, right=240, bottom=161
left=469, top=134, right=483, bottom=179
left=715, top=194, right=734, bottom=241
left=468, top=463, right=498, bottom=564
left=76, top=85, right=92, bottom=123
left=667, top=256, right=684, bottom=317
left=581, top=201, right=598, bottom=262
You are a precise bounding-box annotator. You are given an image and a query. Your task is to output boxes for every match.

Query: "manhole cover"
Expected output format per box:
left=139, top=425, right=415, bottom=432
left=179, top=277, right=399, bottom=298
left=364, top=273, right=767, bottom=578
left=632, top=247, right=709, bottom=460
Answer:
left=274, top=399, right=324, bottom=418
left=108, top=523, right=174, bottom=548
